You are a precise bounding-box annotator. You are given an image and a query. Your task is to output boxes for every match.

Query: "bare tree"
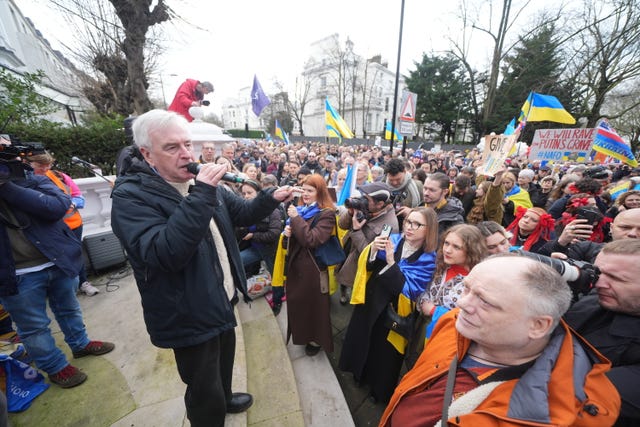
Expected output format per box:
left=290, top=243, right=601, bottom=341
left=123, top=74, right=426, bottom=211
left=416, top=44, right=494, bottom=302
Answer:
left=607, top=83, right=640, bottom=153
left=360, top=57, right=383, bottom=138
left=275, top=74, right=316, bottom=136
left=51, top=0, right=171, bottom=115
left=109, top=0, right=171, bottom=114
left=566, top=0, right=640, bottom=126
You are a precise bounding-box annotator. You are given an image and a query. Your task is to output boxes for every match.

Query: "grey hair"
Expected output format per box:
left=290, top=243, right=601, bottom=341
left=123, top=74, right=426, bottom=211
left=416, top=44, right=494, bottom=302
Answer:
left=132, top=109, right=189, bottom=150
left=491, top=253, right=572, bottom=331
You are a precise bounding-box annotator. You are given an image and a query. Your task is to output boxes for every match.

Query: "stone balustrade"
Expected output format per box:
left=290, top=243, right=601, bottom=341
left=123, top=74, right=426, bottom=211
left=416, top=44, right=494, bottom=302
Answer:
left=76, top=175, right=116, bottom=236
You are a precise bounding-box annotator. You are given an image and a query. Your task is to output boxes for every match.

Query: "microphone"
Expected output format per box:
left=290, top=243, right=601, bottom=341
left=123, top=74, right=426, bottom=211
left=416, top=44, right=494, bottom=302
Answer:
left=71, top=156, right=93, bottom=166
left=185, top=162, right=247, bottom=184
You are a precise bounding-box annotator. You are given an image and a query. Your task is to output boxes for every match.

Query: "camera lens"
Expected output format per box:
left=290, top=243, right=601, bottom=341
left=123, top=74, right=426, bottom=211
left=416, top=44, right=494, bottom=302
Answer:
left=202, top=100, right=210, bottom=106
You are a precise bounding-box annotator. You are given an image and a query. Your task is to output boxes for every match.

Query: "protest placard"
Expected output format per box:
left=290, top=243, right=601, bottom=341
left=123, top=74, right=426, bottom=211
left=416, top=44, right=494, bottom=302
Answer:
left=529, top=128, right=596, bottom=162
left=481, top=134, right=517, bottom=176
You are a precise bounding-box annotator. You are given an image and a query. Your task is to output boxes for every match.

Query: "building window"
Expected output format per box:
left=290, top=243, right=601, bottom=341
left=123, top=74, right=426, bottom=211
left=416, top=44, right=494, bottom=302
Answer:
left=320, top=76, right=327, bottom=89
left=385, top=97, right=389, bottom=112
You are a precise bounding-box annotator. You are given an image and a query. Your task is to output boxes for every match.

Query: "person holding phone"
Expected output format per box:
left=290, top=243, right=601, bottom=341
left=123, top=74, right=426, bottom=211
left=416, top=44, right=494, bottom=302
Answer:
left=336, top=182, right=399, bottom=305
left=339, top=207, right=438, bottom=404
left=280, top=175, right=336, bottom=357
left=554, top=193, right=611, bottom=244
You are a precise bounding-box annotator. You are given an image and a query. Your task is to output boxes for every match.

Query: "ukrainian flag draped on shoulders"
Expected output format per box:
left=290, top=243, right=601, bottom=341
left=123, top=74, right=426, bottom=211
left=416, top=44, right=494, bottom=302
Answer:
left=350, top=234, right=436, bottom=354
left=272, top=205, right=340, bottom=294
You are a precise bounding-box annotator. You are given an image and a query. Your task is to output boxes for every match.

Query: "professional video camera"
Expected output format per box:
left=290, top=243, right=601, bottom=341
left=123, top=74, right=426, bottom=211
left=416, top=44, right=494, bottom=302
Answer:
left=390, top=189, right=408, bottom=210
left=511, top=250, right=600, bottom=298
left=0, top=135, right=45, bottom=183
left=344, top=196, right=370, bottom=222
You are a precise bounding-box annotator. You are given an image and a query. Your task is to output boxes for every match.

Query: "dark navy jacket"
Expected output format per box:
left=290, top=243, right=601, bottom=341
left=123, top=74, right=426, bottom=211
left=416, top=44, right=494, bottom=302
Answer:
left=0, top=175, right=82, bottom=296
left=110, top=160, right=280, bottom=349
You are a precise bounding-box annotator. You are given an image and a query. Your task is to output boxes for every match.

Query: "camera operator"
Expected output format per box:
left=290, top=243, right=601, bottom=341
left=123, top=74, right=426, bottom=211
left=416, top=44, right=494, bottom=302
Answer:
left=167, top=79, right=213, bottom=122
left=383, top=158, right=423, bottom=225
left=563, top=239, right=640, bottom=426
left=0, top=144, right=114, bottom=389
left=336, top=183, right=399, bottom=304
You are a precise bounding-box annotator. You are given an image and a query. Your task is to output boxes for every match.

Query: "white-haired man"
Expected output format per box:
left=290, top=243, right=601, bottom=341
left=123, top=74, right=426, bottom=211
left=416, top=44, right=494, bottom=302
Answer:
left=111, top=110, right=294, bottom=427
left=380, top=255, right=620, bottom=426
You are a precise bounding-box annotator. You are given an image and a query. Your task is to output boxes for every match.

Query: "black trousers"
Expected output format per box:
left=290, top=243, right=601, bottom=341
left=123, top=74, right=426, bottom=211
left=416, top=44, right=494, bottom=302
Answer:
left=173, top=328, right=236, bottom=427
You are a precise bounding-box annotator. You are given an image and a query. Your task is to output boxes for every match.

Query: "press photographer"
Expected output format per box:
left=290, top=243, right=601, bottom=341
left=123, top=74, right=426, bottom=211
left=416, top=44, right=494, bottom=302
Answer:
left=336, top=182, right=399, bottom=304
left=0, top=137, right=114, bottom=389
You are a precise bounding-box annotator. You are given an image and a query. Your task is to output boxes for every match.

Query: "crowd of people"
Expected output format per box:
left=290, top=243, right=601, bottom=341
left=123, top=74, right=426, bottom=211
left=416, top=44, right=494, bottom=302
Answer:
left=192, top=134, right=638, bottom=426
left=3, top=105, right=640, bottom=426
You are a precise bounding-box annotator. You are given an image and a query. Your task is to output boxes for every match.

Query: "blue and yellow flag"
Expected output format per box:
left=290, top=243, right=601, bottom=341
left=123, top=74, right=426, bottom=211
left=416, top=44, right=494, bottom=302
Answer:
left=503, top=118, right=516, bottom=135
left=518, top=92, right=576, bottom=124
left=325, top=99, right=354, bottom=139
left=385, top=120, right=401, bottom=141
left=274, top=119, right=289, bottom=145
left=592, top=119, right=637, bottom=167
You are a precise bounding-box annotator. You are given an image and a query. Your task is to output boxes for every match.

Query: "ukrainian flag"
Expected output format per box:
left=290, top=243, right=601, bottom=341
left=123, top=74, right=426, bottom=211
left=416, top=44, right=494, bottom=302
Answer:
left=518, top=92, right=576, bottom=124
left=274, top=119, right=289, bottom=145
left=385, top=120, right=401, bottom=141
left=503, top=118, right=516, bottom=135
left=325, top=99, right=354, bottom=139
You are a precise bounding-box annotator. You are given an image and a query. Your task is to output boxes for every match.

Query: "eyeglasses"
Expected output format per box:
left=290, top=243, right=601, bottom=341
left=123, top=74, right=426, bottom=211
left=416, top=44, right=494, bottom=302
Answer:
left=404, top=219, right=426, bottom=230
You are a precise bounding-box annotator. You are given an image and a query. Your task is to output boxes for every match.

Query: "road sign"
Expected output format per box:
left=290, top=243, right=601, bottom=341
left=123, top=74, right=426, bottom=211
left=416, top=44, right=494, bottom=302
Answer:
left=399, top=90, right=417, bottom=122
left=398, top=121, right=413, bottom=135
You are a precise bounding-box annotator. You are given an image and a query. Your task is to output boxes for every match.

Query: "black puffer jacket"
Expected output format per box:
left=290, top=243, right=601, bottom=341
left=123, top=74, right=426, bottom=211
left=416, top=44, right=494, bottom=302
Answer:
left=111, top=160, right=280, bottom=348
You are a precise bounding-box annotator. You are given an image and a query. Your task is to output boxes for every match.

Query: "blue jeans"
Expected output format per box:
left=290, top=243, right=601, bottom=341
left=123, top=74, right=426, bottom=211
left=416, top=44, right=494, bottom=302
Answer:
left=240, top=245, right=275, bottom=275
left=72, top=226, right=88, bottom=284
left=0, top=266, right=89, bottom=375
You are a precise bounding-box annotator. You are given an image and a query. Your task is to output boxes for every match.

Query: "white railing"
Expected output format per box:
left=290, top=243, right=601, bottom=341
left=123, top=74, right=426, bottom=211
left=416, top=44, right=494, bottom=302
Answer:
left=76, top=176, right=116, bottom=236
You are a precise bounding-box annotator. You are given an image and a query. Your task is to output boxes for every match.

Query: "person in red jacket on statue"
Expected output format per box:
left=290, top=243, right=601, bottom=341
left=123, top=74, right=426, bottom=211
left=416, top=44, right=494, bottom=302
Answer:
left=167, top=79, right=213, bottom=121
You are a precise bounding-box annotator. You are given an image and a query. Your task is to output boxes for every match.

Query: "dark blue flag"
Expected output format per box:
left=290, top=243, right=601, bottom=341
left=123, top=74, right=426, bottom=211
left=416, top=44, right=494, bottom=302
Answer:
left=251, top=75, right=271, bottom=116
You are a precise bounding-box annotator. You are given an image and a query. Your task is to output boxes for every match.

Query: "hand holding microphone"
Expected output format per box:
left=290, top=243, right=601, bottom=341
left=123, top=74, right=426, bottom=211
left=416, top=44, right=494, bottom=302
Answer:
left=185, top=162, right=251, bottom=187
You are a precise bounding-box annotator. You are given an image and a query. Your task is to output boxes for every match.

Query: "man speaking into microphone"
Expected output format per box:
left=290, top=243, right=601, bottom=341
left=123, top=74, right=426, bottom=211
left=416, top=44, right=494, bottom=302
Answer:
left=110, top=109, right=294, bottom=427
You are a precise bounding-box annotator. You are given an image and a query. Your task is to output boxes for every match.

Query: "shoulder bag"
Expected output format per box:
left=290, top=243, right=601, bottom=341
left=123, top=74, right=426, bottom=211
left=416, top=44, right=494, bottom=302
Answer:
left=311, top=210, right=346, bottom=268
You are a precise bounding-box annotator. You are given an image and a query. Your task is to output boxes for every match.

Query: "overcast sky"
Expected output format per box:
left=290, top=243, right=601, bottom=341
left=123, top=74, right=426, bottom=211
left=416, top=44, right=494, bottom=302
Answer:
left=14, top=0, right=557, bottom=115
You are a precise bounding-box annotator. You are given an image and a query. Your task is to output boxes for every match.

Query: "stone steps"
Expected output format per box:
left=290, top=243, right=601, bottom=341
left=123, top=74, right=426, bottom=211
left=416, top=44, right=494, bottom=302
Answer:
left=237, top=297, right=353, bottom=427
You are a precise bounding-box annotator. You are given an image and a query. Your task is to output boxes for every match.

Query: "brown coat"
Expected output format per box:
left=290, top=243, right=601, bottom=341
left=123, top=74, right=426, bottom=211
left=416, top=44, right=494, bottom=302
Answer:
left=285, top=208, right=335, bottom=352
left=336, top=205, right=399, bottom=287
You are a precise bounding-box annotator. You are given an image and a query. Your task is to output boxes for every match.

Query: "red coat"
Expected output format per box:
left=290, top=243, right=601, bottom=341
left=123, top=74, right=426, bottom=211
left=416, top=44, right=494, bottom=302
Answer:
left=167, top=79, right=203, bottom=121
left=380, top=310, right=620, bottom=427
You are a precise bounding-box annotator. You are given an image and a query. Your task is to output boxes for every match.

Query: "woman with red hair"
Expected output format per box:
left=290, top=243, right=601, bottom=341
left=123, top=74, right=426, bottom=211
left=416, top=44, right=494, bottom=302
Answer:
left=506, top=207, right=555, bottom=253
left=281, top=174, right=336, bottom=356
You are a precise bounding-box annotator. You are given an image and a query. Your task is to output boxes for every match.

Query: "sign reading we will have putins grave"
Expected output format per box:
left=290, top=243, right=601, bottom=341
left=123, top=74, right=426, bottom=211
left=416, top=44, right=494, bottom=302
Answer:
left=481, top=134, right=517, bottom=176
left=529, top=128, right=596, bottom=162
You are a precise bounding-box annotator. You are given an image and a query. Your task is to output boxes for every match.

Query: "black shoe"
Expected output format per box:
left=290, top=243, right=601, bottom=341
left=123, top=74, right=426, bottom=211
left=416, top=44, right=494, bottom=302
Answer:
left=305, top=343, right=321, bottom=356
left=272, top=302, right=282, bottom=316
left=227, top=392, right=253, bottom=413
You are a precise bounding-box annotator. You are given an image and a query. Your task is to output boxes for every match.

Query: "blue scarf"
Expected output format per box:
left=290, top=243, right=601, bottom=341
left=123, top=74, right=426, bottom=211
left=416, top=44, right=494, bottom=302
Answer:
left=285, top=202, right=321, bottom=226
left=376, top=233, right=436, bottom=301
left=505, top=185, right=522, bottom=198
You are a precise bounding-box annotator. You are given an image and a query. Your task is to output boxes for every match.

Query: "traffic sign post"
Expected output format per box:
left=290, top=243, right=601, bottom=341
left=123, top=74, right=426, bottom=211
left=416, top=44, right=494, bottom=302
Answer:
left=399, top=90, right=417, bottom=123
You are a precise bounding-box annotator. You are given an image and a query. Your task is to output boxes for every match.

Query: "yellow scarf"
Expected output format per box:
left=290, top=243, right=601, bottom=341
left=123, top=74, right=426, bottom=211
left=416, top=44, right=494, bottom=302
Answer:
left=350, top=242, right=415, bottom=354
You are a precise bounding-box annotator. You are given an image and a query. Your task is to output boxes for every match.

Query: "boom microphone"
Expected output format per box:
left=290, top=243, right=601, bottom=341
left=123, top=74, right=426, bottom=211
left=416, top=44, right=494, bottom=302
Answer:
left=71, top=156, right=93, bottom=166
left=185, top=162, right=247, bottom=184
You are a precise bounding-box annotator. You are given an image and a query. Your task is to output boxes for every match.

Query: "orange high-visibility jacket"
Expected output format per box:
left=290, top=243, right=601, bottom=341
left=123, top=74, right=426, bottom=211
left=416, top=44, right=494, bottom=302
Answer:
left=45, top=170, right=82, bottom=230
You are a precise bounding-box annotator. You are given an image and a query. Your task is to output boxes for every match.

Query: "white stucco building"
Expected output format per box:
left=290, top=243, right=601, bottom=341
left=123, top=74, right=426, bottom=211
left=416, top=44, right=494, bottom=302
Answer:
left=0, top=0, right=89, bottom=124
left=301, top=34, right=406, bottom=139
left=220, top=34, right=406, bottom=139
